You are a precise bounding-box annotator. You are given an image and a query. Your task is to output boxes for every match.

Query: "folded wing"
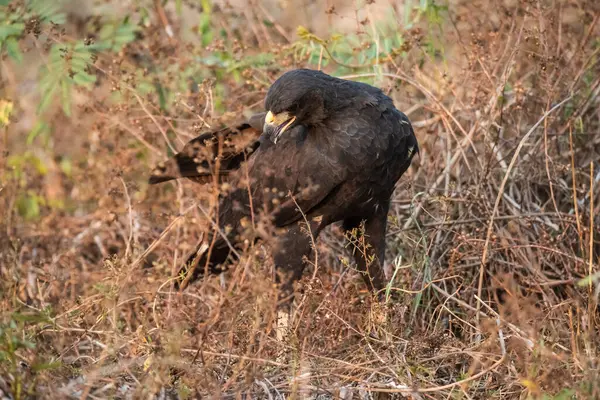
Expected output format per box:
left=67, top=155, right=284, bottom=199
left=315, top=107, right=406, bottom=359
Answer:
left=148, top=112, right=266, bottom=185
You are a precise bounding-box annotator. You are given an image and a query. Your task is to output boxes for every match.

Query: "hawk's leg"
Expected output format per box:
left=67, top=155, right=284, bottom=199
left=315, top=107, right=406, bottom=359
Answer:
left=342, top=202, right=390, bottom=297
left=273, top=218, right=324, bottom=305
left=272, top=218, right=323, bottom=341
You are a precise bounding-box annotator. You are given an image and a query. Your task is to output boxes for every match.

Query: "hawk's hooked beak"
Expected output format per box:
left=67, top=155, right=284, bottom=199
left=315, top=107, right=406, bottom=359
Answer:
left=263, top=110, right=296, bottom=144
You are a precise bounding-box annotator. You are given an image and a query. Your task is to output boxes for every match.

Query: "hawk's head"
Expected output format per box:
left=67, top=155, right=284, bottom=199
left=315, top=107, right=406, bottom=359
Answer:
left=262, top=69, right=332, bottom=143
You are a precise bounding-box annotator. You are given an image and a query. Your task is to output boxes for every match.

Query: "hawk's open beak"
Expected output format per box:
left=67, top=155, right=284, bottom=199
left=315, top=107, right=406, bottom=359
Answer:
left=264, top=110, right=296, bottom=144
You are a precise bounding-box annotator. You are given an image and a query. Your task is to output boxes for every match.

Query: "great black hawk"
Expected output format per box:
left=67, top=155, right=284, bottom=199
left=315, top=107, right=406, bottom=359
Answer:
left=149, top=68, right=419, bottom=306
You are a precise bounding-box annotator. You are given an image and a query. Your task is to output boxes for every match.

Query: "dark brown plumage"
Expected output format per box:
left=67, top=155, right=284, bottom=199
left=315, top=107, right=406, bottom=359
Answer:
left=149, top=69, right=419, bottom=307
left=148, top=112, right=265, bottom=185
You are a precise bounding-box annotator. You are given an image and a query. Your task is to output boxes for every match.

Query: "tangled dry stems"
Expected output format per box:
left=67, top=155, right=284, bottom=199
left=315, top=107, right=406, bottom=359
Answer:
left=1, top=0, right=599, bottom=398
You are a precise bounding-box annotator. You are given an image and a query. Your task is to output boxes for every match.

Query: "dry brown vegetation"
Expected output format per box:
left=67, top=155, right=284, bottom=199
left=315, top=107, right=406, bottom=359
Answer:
left=1, top=0, right=599, bottom=398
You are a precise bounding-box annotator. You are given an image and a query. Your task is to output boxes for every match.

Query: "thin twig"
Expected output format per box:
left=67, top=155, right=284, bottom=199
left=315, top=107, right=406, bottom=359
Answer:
left=589, top=162, right=595, bottom=291
left=128, top=204, right=197, bottom=273
left=477, top=95, right=573, bottom=322
left=132, top=92, right=177, bottom=154
left=119, top=177, right=134, bottom=260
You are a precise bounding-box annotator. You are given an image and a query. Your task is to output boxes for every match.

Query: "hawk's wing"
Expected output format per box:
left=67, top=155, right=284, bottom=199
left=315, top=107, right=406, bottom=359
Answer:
left=148, top=112, right=266, bottom=185
left=251, top=127, right=347, bottom=228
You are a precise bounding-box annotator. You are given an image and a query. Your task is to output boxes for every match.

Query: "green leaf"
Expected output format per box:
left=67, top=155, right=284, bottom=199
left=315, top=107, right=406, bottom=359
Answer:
left=114, top=23, right=138, bottom=46
left=16, top=193, right=41, bottom=220
left=199, top=13, right=213, bottom=46
left=200, top=0, right=212, bottom=15
left=59, top=157, right=72, bottom=177
left=37, top=42, right=96, bottom=115
left=139, top=7, right=151, bottom=26
left=0, top=22, right=24, bottom=41
left=0, top=98, right=13, bottom=126
left=5, top=36, right=22, bottom=62
left=27, top=0, right=67, bottom=24
left=11, top=312, right=51, bottom=324
left=37, top=73, right=60, bottom=114
left=32, top=360, right=62, bottom=372
left=94, top=19, right=139, bottom=52
left=577, top=272, right=600, bottom=287
left=26, top=121, right=50, bottom=145
left=60, top=78, right=71, bottom=116
left=155, top=81, right=167, bottom=111
left=72, top=70, right=96, bottom=86
left=70, top=56, right=89, bottom=72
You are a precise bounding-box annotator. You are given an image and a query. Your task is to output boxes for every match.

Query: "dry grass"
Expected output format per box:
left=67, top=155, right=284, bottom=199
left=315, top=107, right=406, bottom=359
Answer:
left=1, top=0, right=599, bottom=399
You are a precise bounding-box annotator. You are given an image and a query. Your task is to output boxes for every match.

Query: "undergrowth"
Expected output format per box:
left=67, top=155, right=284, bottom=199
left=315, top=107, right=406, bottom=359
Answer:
left=0, top=0, right=599, bottom=398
